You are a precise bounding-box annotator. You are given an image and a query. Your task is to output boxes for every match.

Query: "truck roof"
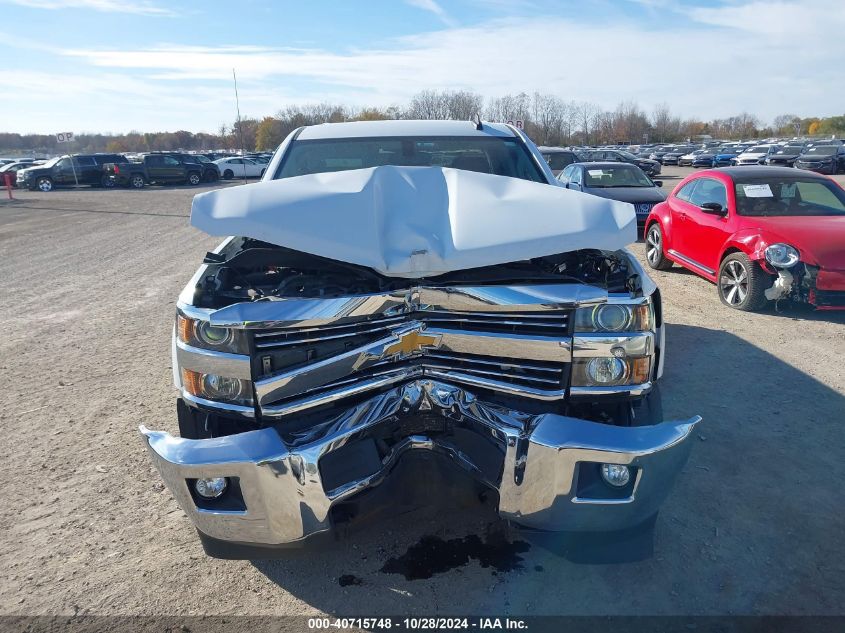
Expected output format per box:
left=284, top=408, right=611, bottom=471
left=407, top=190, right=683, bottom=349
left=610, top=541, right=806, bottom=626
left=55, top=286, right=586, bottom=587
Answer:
left=297, top=119, right=519, bottom=141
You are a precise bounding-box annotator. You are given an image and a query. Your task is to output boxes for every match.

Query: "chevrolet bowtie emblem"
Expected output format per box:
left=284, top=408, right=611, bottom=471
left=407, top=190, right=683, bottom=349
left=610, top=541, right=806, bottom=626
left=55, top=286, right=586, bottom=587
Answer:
left=384, top=329, right=441, bottom=357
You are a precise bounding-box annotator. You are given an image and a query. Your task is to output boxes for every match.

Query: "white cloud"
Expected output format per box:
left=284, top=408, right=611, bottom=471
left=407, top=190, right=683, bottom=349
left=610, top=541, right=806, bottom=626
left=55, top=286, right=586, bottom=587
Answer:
left=3, top=0, right=174, bottom=16
left=404, top=0, right=456, bottom=26
left=2, top=0, right=844, bottom=132
left=687, top=0, right=845, bottom=36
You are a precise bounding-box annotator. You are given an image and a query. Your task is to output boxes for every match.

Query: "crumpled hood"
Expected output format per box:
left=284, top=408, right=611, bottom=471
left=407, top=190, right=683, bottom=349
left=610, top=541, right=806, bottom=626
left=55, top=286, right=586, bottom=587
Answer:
left=191, top=166, right=636, bottom=278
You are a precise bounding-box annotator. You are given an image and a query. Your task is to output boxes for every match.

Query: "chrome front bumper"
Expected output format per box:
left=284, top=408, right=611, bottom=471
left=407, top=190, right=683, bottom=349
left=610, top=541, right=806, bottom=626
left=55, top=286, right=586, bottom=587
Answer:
left=141, top=380, right=700, bottom=547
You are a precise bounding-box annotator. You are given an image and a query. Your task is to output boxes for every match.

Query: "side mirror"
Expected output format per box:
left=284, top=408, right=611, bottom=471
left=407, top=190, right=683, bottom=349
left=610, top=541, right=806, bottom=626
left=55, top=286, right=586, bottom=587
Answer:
left=700, top=202, right=727, bottom=216
left=653, top=180, right=663, bottom=188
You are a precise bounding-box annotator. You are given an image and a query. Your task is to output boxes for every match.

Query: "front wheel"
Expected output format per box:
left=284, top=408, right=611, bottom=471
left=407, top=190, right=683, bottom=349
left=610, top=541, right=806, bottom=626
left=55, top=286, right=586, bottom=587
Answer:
left=717, top=253, right=770, bottom=311
left=645, top=224, right=673, bottom=270
left=187, top=172, right=201, bottom=186
left=36, top=177, right=53, bottom=192
left=130, top=174, right=145, bottom=189
left=223, top=169, right=234, bottom=179
left=101, top=175, right=115, bottom=188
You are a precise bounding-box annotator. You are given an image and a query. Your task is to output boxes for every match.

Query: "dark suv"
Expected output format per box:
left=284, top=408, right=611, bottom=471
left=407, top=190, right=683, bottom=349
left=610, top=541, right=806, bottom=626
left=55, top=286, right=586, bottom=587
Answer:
left=161, top=152, right=220, bottom=182
left=17, top=154, right=127, bottom=191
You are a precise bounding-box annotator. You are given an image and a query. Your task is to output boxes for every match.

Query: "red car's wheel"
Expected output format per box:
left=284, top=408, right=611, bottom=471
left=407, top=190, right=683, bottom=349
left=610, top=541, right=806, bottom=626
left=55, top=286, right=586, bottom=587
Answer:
left=717, top=253, right=770, bottom=311
left=645, top=224, right=673, bottom=270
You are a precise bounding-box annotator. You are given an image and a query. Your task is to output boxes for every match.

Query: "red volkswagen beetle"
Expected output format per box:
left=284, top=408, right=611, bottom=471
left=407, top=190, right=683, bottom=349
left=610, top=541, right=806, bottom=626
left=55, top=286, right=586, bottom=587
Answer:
left=644, top=166, right=845, bottom=311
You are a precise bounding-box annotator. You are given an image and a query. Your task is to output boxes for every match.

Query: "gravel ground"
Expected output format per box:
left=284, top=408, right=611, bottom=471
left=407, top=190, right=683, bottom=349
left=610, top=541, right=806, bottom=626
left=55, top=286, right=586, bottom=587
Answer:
left=1, top=168, right=844, bottom=617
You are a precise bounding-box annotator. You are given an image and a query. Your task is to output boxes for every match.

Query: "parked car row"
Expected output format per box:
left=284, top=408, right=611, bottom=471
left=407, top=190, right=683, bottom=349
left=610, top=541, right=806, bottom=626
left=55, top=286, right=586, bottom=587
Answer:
left=642, top=140, right=845, bottom=175
left=12, top=151, right=272, bottom=191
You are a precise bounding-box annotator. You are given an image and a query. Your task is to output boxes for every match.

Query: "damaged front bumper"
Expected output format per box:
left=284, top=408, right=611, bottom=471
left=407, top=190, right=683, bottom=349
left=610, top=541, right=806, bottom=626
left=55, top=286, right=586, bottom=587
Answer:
left=140, top=380, right=700, bottom=551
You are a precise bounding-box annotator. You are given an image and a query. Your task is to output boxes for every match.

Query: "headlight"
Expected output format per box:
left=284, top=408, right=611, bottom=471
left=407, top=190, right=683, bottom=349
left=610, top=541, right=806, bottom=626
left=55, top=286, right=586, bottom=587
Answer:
left=177, top=314, right=248, bottom=354
left=181, top=368, right=252, bottom=405
left=574, top=302, right=653, bottom=333
left=586, top=357, right=627, bottom=384
left=572, top=356, right=650, bottom=387
left=764, top=243, right=800, bottom=268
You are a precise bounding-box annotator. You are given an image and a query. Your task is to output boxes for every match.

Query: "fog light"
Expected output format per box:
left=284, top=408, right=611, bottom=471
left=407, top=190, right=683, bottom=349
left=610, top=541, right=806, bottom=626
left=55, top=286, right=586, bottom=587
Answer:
left=195, top=477, right=227, bottom=499
left=600, top=464, right=631, bottom=488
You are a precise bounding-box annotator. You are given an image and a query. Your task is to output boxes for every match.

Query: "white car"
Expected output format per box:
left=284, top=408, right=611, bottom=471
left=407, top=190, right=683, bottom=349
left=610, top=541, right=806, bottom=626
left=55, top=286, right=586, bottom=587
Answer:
left=733, top=144, right=779, bottom=166
left=213, top=157, right=266, bottom=179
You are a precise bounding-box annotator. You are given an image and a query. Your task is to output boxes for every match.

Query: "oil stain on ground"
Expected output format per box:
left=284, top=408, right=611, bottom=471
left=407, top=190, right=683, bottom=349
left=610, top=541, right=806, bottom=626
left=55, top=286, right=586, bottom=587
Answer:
left=381, top=534, right=530, bottom=580
left=338, top=574, right=363, bottom=587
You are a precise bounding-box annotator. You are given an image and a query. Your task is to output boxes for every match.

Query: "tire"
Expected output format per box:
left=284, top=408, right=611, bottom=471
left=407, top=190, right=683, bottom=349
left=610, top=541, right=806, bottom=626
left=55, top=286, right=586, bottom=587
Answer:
left=205, top=170, right=219, bottom=183
left=645, top=223, right=673, bottom=270
left=717, top=252, right=770, bottom=311
left=187, top=172, right=201, bottom=186
left=223, top=169, right=234, bottom=179
left=130, top=174, right=145, bottom=189
left=36, top=177, right=53, bottom=192
left=101, top=175, right=115, bottom=188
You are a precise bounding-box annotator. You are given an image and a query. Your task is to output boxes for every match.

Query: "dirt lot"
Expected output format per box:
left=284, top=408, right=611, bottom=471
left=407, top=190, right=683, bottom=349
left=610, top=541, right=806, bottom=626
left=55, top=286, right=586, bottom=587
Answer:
left=1, top=167, right=844, bottom=617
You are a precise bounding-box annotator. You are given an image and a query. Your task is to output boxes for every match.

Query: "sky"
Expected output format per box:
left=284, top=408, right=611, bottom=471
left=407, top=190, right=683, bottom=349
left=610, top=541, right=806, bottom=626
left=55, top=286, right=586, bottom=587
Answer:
left=1, top=0, right=843, bottom=134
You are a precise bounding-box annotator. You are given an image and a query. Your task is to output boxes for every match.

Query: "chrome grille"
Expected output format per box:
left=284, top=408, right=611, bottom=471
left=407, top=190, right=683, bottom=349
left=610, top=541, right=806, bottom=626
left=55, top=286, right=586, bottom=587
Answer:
left=254, top=310, right=570, bottom=350
left=253, top=315, right=573, bottom=414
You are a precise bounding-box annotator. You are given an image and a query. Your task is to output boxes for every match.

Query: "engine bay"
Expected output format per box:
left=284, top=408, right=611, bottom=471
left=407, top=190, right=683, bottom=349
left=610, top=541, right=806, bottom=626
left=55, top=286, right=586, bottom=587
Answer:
left=190, top=237, right=639, bottom=309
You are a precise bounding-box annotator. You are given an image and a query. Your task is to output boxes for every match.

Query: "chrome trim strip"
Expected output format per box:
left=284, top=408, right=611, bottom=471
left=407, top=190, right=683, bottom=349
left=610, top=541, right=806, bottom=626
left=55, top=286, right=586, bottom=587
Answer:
left=181, top=390, right=256, bottom=418
left=667, top=249, right=716, bottom=276
left=175, top=339, right=252, bottom=380
left=260, top=372, right=415, bottom=417
left=569, top=382, right=653, bottom=397
left=423, top=369, right=566, bottom=401
left=572, top=333, right=654, bottom=358
left=208, top=284, right=607, bottom=330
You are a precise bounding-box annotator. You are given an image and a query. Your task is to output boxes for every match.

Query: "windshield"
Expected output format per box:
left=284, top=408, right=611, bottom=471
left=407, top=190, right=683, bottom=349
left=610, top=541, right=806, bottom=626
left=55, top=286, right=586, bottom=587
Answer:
left=584, top=166, right=653, bottom=188
left=39, top=157, right=61, bottom=168
left=618, top=150, right=639, bottom=160
left=718, top=148, right=739, bottom=155
left=735, top=178, right=845, bottom=216
left=277, top=136, right=546, bottom=182
left=543, top=152, right=575, bottom=170
left=804, top=146, right=837, bottom=156
left=778, top=146, right=804, bottom=154
left=745, top=146, right=771, bottom=153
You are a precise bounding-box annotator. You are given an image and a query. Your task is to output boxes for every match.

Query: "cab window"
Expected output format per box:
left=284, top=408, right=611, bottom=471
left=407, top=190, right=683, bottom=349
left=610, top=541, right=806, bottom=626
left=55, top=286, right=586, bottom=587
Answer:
left=688, top=178, right=728, bottom=209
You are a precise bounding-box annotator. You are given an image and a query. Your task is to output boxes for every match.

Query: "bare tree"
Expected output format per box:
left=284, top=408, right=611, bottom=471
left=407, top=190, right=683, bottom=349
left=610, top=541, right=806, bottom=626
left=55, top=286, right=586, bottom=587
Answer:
left=405, top=90, right=483, bottom=120
left=772, top=113, right=801, bottom=135
left=651, top=103, right=672, bottom=143
left=572, top=101, right=600, bottom=145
